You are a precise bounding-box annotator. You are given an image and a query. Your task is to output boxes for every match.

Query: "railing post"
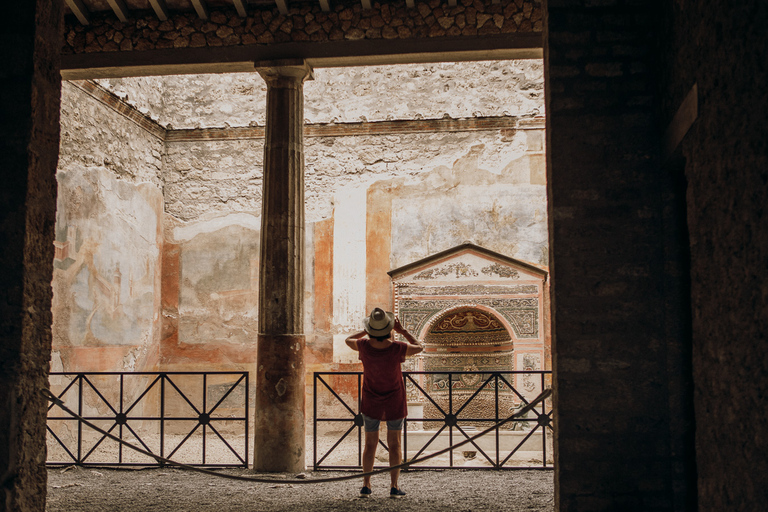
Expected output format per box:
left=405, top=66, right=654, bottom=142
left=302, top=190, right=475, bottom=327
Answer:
left=77, top=374, right=83, bottom=464
left=202, top=373, right=207, bottom=465
left=403, top=372, right=408, bottom=466
left=358, top=373, right=362, bottom=467
left=448, top=372, right=453, bottom=468
left=160, top=373, right=165, bottom=466
left=245, top=371, right=249, bottom=468
left=541, top=371, right=547, bottom=468
left=119, top=374, right=124, bottom=464
left=313, top=372, right=317, bottom=470
left=495, top=372, right=500, bottom=469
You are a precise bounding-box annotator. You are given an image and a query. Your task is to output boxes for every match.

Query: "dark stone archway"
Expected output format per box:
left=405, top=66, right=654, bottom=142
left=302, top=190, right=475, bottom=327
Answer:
left=5, top=0, right=768, bottom=510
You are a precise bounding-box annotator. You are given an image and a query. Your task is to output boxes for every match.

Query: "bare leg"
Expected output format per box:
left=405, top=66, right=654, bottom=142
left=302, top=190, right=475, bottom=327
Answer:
left=387, top=428, right=402, bottom=489
left=362, top=430, right=379, bottom=488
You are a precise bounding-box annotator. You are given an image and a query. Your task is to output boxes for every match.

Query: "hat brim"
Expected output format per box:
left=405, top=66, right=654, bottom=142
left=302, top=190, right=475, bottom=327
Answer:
left=363, top=311, right=395, bottom=337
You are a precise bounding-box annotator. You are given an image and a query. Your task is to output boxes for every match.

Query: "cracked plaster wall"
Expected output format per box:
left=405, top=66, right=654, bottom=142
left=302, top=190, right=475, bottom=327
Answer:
left=57, top=61, right=548, bottom=382
left=53, top=82, right=164, bottom=374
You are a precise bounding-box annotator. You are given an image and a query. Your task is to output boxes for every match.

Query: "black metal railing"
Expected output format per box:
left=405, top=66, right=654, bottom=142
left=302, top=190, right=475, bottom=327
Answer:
left=313, top=370, right=553, bottom=470
left=47, top=372, right=249, bottom=468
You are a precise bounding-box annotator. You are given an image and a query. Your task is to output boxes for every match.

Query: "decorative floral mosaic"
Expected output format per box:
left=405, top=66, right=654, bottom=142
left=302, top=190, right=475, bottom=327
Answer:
left=481, top=263, right=520, bottom=279
left=398, top=298, right=539, bottom=339
left=425, top=310, right=511, bottom=346
left=414, top=262, right=479, bottom=280
left=396, top=284, right=539, bottom=296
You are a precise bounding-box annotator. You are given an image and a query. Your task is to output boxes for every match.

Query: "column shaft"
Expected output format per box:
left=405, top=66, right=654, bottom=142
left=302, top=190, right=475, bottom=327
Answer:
left=253, top=62, right=312, bottom=472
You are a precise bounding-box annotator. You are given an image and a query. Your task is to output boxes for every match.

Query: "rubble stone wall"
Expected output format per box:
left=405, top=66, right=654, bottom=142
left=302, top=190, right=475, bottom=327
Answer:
left=63, top=0, right=542, bottom=55
left=94, top=61, right=544, bottom=128
left=59, top=81, right=164, bottom=187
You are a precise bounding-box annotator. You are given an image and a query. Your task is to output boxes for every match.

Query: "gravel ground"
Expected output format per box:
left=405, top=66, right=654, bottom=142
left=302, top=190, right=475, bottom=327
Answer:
left=47, top=467, right=554, bottom=511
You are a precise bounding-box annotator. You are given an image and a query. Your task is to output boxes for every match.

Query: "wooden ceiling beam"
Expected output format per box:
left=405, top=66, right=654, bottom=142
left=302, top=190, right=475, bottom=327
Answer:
left=405, top=0, right=415, bottom=8
left=361, top=0, right=372, bottom=9
left=148, top=0, right=169, bottom=21
left=318, top=0, right=330, bottom=12
left=275, top=0, right=289, bottom=15
left=64, top=0, right=91, bottom=25
left=106, top=0, right=130, bottom=22
left=190, top=0, right=210, bottom=19
left=232, top=0, right=248, bottom=17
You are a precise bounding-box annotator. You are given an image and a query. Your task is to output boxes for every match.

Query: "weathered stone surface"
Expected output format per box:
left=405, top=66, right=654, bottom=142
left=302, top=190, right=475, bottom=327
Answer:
left=546, top=1, right=684, bottom=510
left=1, top=1, right=61, bottom=510
left=253, top=63, right=312, bottom=472
left=659, top=1, right=768, bottom=510
left=253, top=334, right=306, bottom=471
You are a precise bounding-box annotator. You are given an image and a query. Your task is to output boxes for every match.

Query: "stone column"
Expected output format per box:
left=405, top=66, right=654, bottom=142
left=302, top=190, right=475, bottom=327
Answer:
left=253, top=61, right=313, bottom=473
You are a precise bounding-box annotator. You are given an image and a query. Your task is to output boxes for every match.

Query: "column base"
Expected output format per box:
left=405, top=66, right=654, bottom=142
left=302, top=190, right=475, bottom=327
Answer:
left=253, top=333, right=306, bottom=472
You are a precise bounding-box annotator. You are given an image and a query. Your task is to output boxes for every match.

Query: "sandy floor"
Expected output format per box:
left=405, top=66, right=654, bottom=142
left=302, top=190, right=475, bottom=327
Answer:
left=46, top=466, right=555, bottom=512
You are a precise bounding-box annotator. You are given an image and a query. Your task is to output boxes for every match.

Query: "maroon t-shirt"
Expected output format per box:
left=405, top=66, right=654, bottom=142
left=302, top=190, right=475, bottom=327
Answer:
left=357, top=338, right=409, bottom=421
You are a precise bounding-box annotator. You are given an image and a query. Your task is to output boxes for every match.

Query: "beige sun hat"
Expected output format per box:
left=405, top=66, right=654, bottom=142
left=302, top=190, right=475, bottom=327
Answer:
left=364, top=308, right=395, bottom=337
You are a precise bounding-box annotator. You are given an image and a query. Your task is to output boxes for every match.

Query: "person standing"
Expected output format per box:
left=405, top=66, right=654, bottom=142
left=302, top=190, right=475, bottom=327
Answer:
left=345, top=307, right=423, bottom=498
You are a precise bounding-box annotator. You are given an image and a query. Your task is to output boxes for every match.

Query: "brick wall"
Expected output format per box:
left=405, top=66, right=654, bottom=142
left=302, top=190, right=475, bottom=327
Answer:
left=659, top=1, right=768, bottom=510
left=545, top=0, right=678, bottom=510
left=0, top=1, right=61, bottom=511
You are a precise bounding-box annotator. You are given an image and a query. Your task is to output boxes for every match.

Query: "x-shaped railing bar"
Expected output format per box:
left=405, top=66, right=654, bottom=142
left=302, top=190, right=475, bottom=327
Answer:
left=316, top=375, right=357, bottom=418
left=452, top=372, right=497, bottom=417
left=81, top=422, right=120, bottom=463
left=46, top=424, right=78, bottom=462
left=404, top=373, right=447, bottom=417
left=47, top=375, right=80, bottom=413
left=497, top=373, right=533, bottom=406
left=164, top=375, right=203, bottom=417
left=405, top=424, right=447, bottom=463
left=164, top=422, right=203, bottom=461
left=207, top=373, right=247, bottom=418
left=81, top=375, right=120, bottom=416
left=316, top=423, right=357, bottom=466
left=455, top=423, right=497, bottom=466
left=314, top=374, right=392, bottom=466
left=163, top=373, right=249, bottom=464
left=122, top=374, right=162, bottom=416
left=500, top=420, right=544, bottom=467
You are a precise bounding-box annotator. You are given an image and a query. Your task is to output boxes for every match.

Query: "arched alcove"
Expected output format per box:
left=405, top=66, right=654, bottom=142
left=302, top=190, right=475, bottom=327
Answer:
left=419, top=306, right=519, bottom=426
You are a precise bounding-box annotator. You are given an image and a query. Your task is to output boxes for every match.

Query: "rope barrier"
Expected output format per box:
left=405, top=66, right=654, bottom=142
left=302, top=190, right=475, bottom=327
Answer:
left=42, top=387, right=551, bottom=485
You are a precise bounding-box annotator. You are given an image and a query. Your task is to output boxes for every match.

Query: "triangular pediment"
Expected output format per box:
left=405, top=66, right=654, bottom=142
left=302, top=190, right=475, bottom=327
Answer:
left=388, top=243, right=547, bottom=283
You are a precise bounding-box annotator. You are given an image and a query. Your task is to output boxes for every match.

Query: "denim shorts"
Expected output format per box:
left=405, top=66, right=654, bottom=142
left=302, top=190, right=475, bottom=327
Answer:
left=362, top=414, right=404, bottom=432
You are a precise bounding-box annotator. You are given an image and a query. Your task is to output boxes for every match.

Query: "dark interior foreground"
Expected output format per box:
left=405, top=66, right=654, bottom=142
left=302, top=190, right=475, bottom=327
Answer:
left=2, top=0, right=767, bottom=511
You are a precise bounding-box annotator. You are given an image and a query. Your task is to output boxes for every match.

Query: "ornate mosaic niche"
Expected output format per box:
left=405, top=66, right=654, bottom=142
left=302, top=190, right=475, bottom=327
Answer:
left=391, top=244, right=548, bottom=424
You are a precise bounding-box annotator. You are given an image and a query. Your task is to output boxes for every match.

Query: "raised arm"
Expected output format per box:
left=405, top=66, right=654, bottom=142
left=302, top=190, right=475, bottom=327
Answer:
left=345, top=330, right=367, bottom=351
left=394, top=318, right=424, bottom=356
